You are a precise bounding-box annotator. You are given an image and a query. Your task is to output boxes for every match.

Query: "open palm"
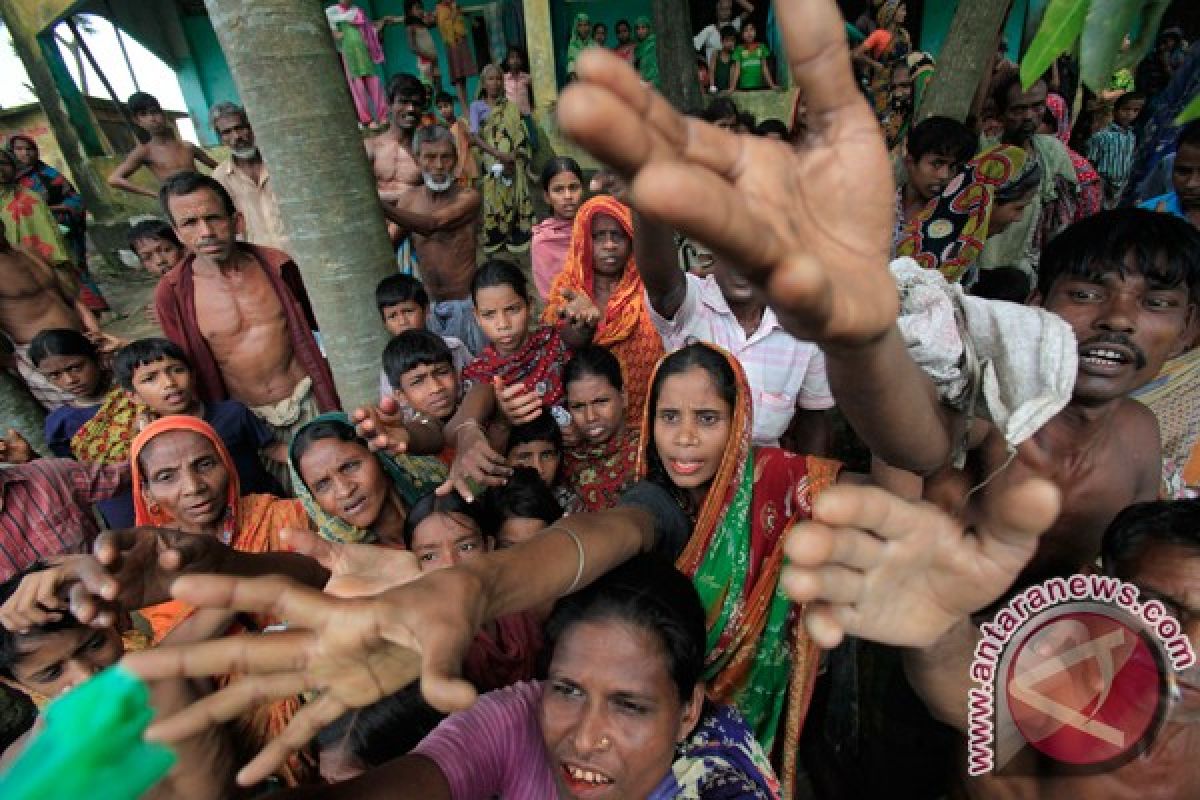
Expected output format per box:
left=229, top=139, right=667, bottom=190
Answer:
left=557, top=0, right=897, bottom=346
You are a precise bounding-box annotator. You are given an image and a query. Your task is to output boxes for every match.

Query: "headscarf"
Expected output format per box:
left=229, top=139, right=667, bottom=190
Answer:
left=562, top=426, right=640, bottom=512
left=543, top=195, right=664, bottom=427
left=650, top=703, right=781, bottom=799
left=877, top=0, right=903, bottom=30
left=896, top=144, right=1029, bottom=284
left=288, top=411, right=447, bottom=544
left=636, top=343, right=839, bottom=795
left=1046, top=93, right=1104, bottom=220
left=1045, top=93, right=1072, bottom=144
left=566, top=12, right=592, bottom=74
left=634, top=16, right=660, bottom=87
left=907, top=50, right=935, bottom=114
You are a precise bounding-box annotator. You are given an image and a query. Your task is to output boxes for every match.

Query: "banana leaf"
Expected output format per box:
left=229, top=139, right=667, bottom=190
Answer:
left=1021, top=0, right=1090, bottom=91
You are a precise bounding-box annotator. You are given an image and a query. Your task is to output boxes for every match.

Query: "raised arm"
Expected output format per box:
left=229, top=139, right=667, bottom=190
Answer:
left=107, top=145, right=157, bottom=198
left=633, top=210, right=687, bottom=319
left=380, top=188, right=482, bottom=235
left=192, top=145, right=219, bottom=170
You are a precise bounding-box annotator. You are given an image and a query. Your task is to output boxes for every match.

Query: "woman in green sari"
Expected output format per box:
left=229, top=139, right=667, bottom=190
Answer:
left=564, top=12, right=592, bottom=78
left=634, top=16, right=661, bottom=89
left=474, top=63, right=534, bottom=253
left=289, top=412, right=447, bottom=546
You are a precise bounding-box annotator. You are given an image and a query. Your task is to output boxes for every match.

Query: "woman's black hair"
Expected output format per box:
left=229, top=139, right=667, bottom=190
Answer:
left=291, top=418, right=369, bottom=489
left=542, top=554, right=706, bottom=702
left=402, top=490, right=482, bottom=549
left=316, top=682, right=444, bottom=767
left=539, top=156, right=584, bottom=192
left=644, top=343, right=738, bottom=514
left=470, top=259, right=529, bottom=304
left=481, top=466, right=562, bottom=537
left=27, top=328, right=98, bottom=368
left=564, top=344, right=624, bottom=392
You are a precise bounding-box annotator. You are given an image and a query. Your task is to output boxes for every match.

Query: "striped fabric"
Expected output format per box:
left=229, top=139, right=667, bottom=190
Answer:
left=1087, top=123, right=1138, bottom=202
left=0, top=459, right=128, bottom=581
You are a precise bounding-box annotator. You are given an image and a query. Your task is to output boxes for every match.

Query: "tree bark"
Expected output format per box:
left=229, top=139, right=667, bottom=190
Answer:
left=0, top=372, right=47, bottom=454
left=653, top=0, right=703, bottom=111
left=915, top=0, right=1014, bottom=124
left=203, top=0, right=398, bottom=410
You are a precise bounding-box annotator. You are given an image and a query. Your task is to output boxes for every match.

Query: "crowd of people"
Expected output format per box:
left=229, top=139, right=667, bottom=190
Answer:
left=2, top=0, right=1200, bottom=797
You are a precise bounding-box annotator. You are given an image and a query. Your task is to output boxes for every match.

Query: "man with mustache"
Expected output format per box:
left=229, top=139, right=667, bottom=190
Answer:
left=153, top=172, right=339, bottom=486
left=381, top=125, right=484, bottom=354
left=209, top=103, right=289, bottom=254
left=366, top=73, right=427, bottom=244
left=978, top=71, right=1081, bottom=280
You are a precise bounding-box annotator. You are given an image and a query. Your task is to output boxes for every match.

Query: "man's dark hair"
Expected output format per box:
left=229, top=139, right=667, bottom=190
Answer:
left=376, top=273, right=429, bottom=313
left=383, top=329, right=453, bottom=390
left=506, top=411, right=564, bottom=455
left=1037, top=209, right=1200, bottom=305
left=0, top=564, right=85, bottom=680
left=113, top=337, right=191, bottom=391
left=564, top=344, right=624, bottom=392
left=28, top=328, right=97, bottom=368
left=127, top=218, right=181, bottom=251
left=756, top=119, right=789, bottom=138
left=702, top=97, right=738, bottom=124
left=719, top=24, right=738, bottom=39
left=907, top=115, right=977, bottom=164
left=434, top=91, right=455, bottom=106
left=386, top=73, right=428, bottom=107
left=1178, top=120, right=1200, bottom=151
left=482, top=467, right=563, bottom=537
left=1114, top=90, right=1146, bottom=113
left=737, top=110, right=757, bottom=130
left=970, top=267, right=1032, bottom=304
left=158, top=171, right=236, bottom=225
left=1102, top=500, right=1200, bottom=579
left=990, top=69, right=1041, bottom=114
left=127, top=91, right=161, bottom=115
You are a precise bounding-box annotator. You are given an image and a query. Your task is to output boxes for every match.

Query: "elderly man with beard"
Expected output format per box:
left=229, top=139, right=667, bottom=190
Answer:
left=382, top=126, right=484, bottom=354
left=210, top=103, right=290, bottom=254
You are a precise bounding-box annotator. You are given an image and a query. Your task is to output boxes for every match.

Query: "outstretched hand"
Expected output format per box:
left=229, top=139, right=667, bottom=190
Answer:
left=782, top=433, right=1061, bottom=649
left=279, top=527, right=421, bottom=598
left=557, top=0, right=898, bottom=347
left=122, top=568, right=485, bottom=787
left=438, top=421, right=511, bottom=502
left=352, top=396, right=410, bottom=456
left=493, top=377, right=543, bottom=426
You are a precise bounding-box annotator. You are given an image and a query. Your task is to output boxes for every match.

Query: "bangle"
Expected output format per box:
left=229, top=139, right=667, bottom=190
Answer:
left=556, top=524, right=586, bottom=595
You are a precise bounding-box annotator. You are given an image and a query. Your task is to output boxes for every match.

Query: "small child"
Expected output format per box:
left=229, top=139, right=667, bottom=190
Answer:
left=30, top=328, right=136, bottom=527
left=731, top=21, right=776, bottom=91
left=482, top=466, right=564, bottom=549
left=114, top=337, right=286, bottom=496
left=592, top=22, right=608, bottom=47
left=1088, top=90, right=1146, bottom=207
left=107, top=92, right=217, bottom=198
left=376, top=273, right=472, bottom=400
left=383, top=329, right=463, bottom=427
left=503, top=47, right=537, bottom=152
left=531, top=157, right=584, bottom=300
left=505, top=412, right=582, bottom=515
left=709, top=26, right=738, bottom=93
left=434, top=91, right=478, bottom=185
left=560, top=345, right=639, bottom=512
left=128, top=219, right=185, bottom=322
left=405, top=0, right=441, bottom=89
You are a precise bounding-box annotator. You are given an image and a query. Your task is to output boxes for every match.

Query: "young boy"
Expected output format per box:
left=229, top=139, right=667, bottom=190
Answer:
left=505, top=412, right=581, bottom=513
left=382, top=329, right=462, bottom=428
left=128, top=219, right=185, bottom=322
left=709, top=25, right=738, bottom=93
left=434, top=91, right=478, bottom=186
left=107, top=92, right=217, bottom=199
left=1088, top=90, right=1146, bottom=207
left=113, top=338, right=286, bottom=496
left=895, top=116, right=977, bottom=248
left=376, top=274, right=471, bottom=399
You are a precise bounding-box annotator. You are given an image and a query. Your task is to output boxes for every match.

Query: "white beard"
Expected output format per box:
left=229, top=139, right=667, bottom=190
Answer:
left=232, top=146, right=259, bottom=160
left=423, top=172, right=455, bottom=192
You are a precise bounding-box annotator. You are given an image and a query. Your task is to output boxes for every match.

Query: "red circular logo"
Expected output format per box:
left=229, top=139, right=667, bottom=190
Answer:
left=1005, top=611, right=1164, bottom=766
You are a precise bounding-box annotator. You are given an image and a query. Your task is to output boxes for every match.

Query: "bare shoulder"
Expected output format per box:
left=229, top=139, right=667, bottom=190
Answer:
left=1115, top=398, right=1163, bottom=494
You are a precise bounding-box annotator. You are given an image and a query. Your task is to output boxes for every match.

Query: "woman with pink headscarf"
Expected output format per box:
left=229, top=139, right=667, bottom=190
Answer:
left=1043, top=93, right=1104, bottom=221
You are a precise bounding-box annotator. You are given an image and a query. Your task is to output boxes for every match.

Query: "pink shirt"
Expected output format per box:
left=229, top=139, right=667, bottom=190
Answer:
left=504, top=72, right=532, bottom=116
left=413, top=681, right=556, bottom=798
left=531, top=216, right=573, bottom=300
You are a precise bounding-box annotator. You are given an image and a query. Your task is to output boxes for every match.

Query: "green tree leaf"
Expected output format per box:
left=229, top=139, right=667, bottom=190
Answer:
left=1080, top=0, right=1140, bottom=90
left=1021, top=0, right=1090, bottom=90
left=1178, top=94, right=1200, bottom=126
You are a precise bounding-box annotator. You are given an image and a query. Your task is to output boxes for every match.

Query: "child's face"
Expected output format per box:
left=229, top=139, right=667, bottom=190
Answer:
left=38, top=354, right=102, bottom=399
left=475, top=285, right=530, bottom=355
left=497, top=516, right=548, bottom=550
left=437, top=101, right=456, bottom=122
left=741, top=24, right=756, bottom=44
left=506, top=51, right=523, bottom=71
left=593, top=25, right=607, bottom=44
left=394, top=360, right=459, bottom=422
left=545, top=171, right=583, bottom=221
left=381, top=300, right=428, bottom=337
left=636, top=24, right=649, bottom=40
left=566, top=373, right=625, bottom=446
left=9, top=625, right=123, bottom=700
left=132, top=236, right=184, bottom=277
left=412, top=513, right=488, bottom=571
left=508, top=439, right=561, bottom=486
left=133, top=108, right=169, bottom=135
left=129, top=356, right=197, bottom=416
left=616, top=23, right=631, bottom=43
left=721, top=34, right=736, bottom=52
left=1115, top=98, right=1144, bottom=128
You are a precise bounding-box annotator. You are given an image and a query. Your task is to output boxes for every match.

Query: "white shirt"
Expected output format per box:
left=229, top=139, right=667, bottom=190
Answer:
left=694, top=18, right=743, bottom=70
left=647, top=273, right=834, bottom=447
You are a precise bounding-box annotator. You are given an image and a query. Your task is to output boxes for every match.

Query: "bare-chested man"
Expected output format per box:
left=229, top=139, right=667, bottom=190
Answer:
left=365, top=73, right=426, bottom=243
left=0, top=217, right=103, bottom=410
left=382, top=125, right=485, bottom=354
left=153, top=172, right=338, bottom=490
left=108, top=92, right=217, bottom=199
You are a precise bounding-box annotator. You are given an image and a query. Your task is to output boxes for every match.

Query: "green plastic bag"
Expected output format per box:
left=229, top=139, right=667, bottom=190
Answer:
left=0, top=665, right=176, bottom=800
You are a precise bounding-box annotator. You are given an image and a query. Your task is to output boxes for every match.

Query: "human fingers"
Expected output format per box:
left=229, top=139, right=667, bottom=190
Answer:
left=783, top=520, right=885, bottom=572
left=775, top=0, right=870, bottom=123
left=278, top=527, right=335, bottom=569
left=810, top=484, right=934, bottom=543
left=236, top=692, right=351, bottom=786
left=971, top=476, right=1060, bottom=569
left=403, top=617, right=479, bottom=714
left=781, top=563, right=866, bottom=607
left=802, top=601, right=851, bottom=650
left=143, top=669, right=314, bottom=746
left=378, top=394, right=400, bottom=415
left=125, top=628, right=314, bottom=689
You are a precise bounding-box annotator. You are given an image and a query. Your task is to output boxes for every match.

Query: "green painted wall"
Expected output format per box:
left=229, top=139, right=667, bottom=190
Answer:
left=178, top=11, right=238, bottom=143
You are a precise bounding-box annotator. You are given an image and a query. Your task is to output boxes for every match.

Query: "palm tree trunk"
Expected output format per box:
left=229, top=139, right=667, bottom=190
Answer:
left=653, top=0, right=703, bottom=111
left=203, top=0, right=398, bottom=409
left=0, top=372, right=47, bottom=454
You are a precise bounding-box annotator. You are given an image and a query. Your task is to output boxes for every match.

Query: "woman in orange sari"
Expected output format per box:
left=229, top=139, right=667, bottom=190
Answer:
left=637, top=342, right=841, bottom=796
left=131, top=415, right=316, bottom=785
left=543, top=195, right=663, bottom=427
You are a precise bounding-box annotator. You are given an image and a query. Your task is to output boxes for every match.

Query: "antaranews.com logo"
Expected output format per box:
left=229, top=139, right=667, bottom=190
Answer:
left=967, top=574, right=1196, bottom=775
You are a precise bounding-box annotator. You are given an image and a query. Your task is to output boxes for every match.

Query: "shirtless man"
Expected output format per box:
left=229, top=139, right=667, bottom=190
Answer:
left=381, top=125, right=484, bottom=354
left=153, top=172, right=338, bottom=488
left=108, top=92, right=217, bottom=199
left=0, top=217, right=103, bottom=410
left=365, top=73, right=426, bottom=242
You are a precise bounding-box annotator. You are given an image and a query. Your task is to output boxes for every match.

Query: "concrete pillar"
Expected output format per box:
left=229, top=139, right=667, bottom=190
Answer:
left=522, top=0, right=558, bottom=111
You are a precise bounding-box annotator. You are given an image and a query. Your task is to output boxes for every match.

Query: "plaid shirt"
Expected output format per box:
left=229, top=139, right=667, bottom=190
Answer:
left=0, top=459, right=129, bottom=581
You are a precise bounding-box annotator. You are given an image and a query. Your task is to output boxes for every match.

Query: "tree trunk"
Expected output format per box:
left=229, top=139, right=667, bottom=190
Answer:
left=0, top=372, right=47, bottom=455
left=203, top=0, right=398, bottom=410
left=915, top=0, right=1014, bottom=123
left=653, top=0, right=703, bottom=111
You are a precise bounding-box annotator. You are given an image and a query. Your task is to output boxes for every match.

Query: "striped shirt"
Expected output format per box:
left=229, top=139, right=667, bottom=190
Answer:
left=1087, top=123, right=1137, bottom=196
left=0, top=459, right=129, bottom=581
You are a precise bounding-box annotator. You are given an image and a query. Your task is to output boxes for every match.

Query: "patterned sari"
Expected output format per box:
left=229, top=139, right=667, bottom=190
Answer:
left=288, top=412, right=447, bottom=545
left=69, top=387, right=141, bottom=464
left=463, top=324, right=572, bottom=411
left=478, top=88, right=533, bottom=252
left=562, top=427, right=640, bottom=512
left=543, top=196, right=664, bottom=428
left=1045, top=93, right=1103, bottom=221
left=130, top=416, right=315, bottom=785
left=650, top=703, right=781, bottom=799
left=637, top=343, right=840, bottom=796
